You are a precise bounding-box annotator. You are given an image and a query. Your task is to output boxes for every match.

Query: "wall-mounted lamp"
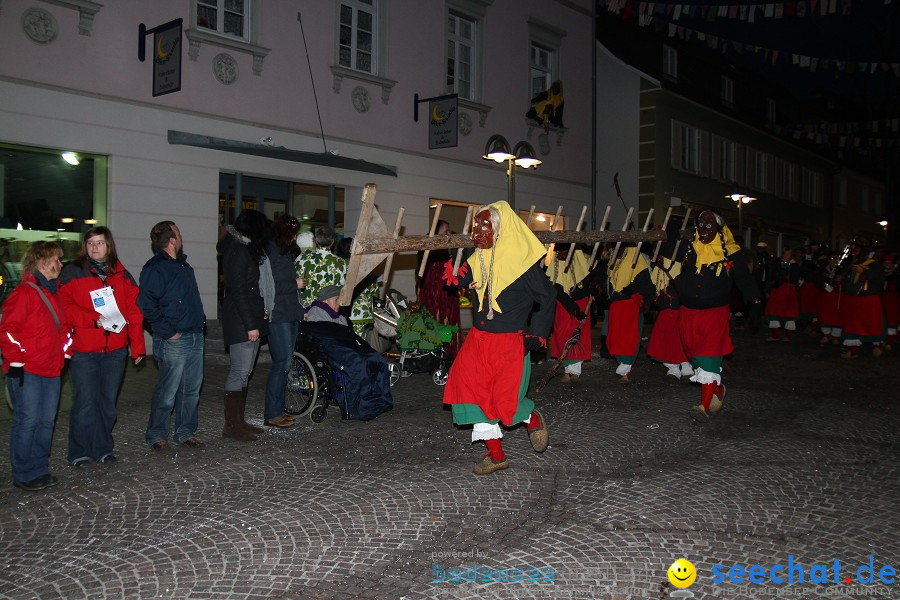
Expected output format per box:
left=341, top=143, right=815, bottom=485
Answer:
left=482, top=134, right=542, bottom=211
left=61, top=152, right=80, bottom=166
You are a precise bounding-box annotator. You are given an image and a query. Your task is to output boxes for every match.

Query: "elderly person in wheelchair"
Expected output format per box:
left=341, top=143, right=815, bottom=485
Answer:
left=297, top=285, right=393, bottom=421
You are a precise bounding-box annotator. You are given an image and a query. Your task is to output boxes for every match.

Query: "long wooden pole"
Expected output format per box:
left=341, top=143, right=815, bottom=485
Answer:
left=631, top=208, right=655, bottom=266
left=562, top=205, right=588, bottom=273
left=651, top=207, right=673, bottom=263
left=588, top=205, right=612, bottom=269
left=451, top=205, right=475, bottom=277
left=417, top=203, right=443, bottom=278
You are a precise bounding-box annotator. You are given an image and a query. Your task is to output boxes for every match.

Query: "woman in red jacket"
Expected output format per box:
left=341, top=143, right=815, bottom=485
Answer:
left=59, top=227, right=145, bottom=467
left=0, top=242, right=71, bottom=491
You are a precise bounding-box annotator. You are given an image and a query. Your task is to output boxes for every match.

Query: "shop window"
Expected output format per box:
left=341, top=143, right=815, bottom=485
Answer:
left=0, top=142, right=106, bottom=304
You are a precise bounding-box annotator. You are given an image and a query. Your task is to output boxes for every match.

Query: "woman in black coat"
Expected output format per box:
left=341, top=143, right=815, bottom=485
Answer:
left=217, top=209, right=269, bottom=442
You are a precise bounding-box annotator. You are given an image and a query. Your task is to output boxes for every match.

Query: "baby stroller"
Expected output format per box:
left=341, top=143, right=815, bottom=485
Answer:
left=284, top=321, right=393, bottom=422
left=372, top=290, right=458, bottom=387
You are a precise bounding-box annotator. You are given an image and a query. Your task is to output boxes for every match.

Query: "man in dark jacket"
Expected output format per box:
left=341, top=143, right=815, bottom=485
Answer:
left=138, top=221, right=206, bottom=450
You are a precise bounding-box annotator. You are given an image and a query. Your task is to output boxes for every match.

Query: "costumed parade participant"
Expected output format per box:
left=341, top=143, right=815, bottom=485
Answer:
left=763, top=248, right=801, bottom=342
left=646, top=255, right=693, bottom=380
left=605, top=244, right=654, bottom=384
left=416, top=220, right=463, bottom=359
left=797, top=246, right=824, bottom=334
left=839, top=243, right=886, bottom=359
left=546, top=245, right=593, bottom=382
left=669, top=210, right=760, bottom=422
left=442, top=201, right=555, bottom=475
left=818, top=251, right=844, bottom=345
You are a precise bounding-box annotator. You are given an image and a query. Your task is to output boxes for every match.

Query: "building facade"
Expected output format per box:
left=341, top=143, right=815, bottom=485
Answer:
left=1, top=0, right=594, bottom=318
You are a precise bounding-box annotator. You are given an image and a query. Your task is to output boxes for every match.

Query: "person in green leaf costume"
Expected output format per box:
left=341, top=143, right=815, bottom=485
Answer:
left=294, top=226, right=346, bottom=310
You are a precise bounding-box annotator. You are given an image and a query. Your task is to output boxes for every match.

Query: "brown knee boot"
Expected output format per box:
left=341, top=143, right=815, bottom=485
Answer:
left=223, top=391, right=257, bottom=441
left=239, top=387, right=265, bottom=434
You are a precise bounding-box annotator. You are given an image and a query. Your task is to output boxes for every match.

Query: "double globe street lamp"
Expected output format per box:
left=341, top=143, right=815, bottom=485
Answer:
left=482, top=134, right=542, bottom=211
left=725, top=192, right=757, bottom=233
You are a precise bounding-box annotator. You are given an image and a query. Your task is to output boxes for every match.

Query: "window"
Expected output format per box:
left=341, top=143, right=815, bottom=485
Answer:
left=837, top=178, right=847, bottom=207
left=766, top=98, right=777, bottom=123
left=774, top=159, right=797, bottom=200
left=447, top=11, right=476, bottom=99
left=663, top=45, right=677, bottom=79
left=530, top=43, right=553, bottom=97
left=721, top=76, right=733, bottom=107
left=712, top=136, right=736, bottom=182
left=671, top=121, right=700, bottom=174
left=339, top=0, right=376, bottom=73
left=747, top=148, right=768, bottom=192
left=196, top=0, right=248, bottom=40
left=801, top=168, right=823, bottom=207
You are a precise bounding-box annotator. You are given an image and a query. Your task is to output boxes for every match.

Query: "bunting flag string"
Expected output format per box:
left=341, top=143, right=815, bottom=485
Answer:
left=604, top=1, right=900, bottom=78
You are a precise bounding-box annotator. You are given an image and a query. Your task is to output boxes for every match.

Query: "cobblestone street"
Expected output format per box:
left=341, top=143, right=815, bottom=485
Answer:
left=0, top=325, right=897, bottom=599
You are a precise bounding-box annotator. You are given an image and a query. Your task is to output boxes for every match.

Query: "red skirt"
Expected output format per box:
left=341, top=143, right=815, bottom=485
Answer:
left=840, top=295, right=885, bottom=338
left=764, top=283, right=799, bottom=319
left=607, top=298, right=640, bottom=357
left=798, top=281, right=822, bottom=318
left=678, top=305, right=733, bottom=358
left=647, top=308, right=687, bottom=364
left=818, top=289, right=843, bottom=328
left=883, top=290, right=900, bottom=328
left=443, top=329, right=524, bottom=425
left=551, top=297, right=591, bottom=361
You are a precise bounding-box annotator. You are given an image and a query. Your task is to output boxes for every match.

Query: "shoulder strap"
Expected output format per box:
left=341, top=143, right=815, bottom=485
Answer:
left=24, top=281, right=61, bottom=331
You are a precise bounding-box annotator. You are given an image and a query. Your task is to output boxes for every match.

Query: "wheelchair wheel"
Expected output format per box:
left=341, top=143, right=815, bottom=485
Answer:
left=432, top=366, right=449, bottom=386
left=284, top=351, right=318, bottom=416
left=310, top=405, right=327, bottom=423
left=387, top=361, right=401, bottom=386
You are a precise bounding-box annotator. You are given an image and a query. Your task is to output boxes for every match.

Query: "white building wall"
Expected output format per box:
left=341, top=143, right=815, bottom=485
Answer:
left=595, top=43, right=644, bottom=227
left=1, top=0, right=593, bottom=320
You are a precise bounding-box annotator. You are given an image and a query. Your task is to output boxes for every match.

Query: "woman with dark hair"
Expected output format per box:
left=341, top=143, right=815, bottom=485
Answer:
left=262, top=215, right=304, bottom=428
left=0, top=242, right=70, bottom=490
left=59, top=226, right=145, bottom=467
left=217, top=209, right=270, bottom=441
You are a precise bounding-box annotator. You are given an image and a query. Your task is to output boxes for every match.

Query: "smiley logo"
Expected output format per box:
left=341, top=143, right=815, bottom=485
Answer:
left=667, top=558, right=697, bottom=588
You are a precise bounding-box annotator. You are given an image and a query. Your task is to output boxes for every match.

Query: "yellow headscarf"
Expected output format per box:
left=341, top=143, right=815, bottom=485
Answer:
left=608, top=246, right=650, bottom=293
left=466, top=201, right=547, bottom=315
left=652, top=256, right=682, bottom=293
left=547, top=249, right=590, bottom=294
left=692, top=223, right=741, bottom=273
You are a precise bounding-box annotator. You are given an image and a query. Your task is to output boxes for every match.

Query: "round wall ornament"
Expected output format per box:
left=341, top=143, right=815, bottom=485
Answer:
left=213, top=53, right=239, bottom=85
left=22, top=7, right=58, bottom=44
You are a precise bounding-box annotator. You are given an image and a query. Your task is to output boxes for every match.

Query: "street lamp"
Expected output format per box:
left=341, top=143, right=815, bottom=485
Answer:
left=482, top=134, right=542, bottom=211
left=725, top=192, right=756, bottom=233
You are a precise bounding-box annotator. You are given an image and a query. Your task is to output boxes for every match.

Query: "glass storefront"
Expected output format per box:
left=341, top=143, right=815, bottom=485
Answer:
left=0, top=142, right=107, bottom=304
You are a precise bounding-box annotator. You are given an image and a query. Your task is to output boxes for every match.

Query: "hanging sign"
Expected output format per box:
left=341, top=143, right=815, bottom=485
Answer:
left=152, top=21, right=182, bottom=96
left=428, top=96, right=458, bottom=149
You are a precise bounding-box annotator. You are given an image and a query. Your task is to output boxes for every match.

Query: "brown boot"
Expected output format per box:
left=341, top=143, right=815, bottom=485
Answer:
left=223, top=391, right=257, bottom=442
left=239, top=387, right=265, bottom=434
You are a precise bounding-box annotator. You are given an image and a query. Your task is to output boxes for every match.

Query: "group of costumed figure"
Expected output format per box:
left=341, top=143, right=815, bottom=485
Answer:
left=758, top=238, right=898, bottom=359
left=419, top=203, right=897, bottom=475
left=423, top=202, right=770, bottom=476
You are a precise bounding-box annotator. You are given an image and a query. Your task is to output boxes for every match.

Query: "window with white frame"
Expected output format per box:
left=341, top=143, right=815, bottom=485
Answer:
left=721, top=76, right=733, bottom=107
left=339, top=0, right=377, bottom=74
left=530, top=43, right=553, bottom=97
left=663, top=45, right=677, bottom=79
left=747, top=148, right=768, bottom=191
left=766, top=98, right=777, bottom=123
left=447, top=11, right=477, bottom=100
left=195, top=0, right=249, bottom=40
left=713, top=136, right=736, bottom=182
left=671, top=121, right=700, bottom=174
left=801, top=168, right=823, bottom=207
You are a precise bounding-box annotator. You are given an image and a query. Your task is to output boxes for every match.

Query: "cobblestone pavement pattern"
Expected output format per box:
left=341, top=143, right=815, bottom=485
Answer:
left=0, top=327, right=897, bottom=599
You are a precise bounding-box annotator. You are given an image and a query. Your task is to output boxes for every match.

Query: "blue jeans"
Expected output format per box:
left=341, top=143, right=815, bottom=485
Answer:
left=265, top=320, right=298, bottom=420
left=8, top=372, right=61, bottom=482
left=146, top=333, right=204, bottom=445
left=68, top=348, right=127, bottom=464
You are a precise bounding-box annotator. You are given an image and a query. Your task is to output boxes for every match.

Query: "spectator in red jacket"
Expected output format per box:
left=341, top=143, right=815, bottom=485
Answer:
left=0, top=242, right=72, bottom=491
left=59, top=227, right=146, bottom=467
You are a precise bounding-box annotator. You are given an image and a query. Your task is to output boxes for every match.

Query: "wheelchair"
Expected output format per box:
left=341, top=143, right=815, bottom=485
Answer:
left=283, top=326, right=344, bottom=423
